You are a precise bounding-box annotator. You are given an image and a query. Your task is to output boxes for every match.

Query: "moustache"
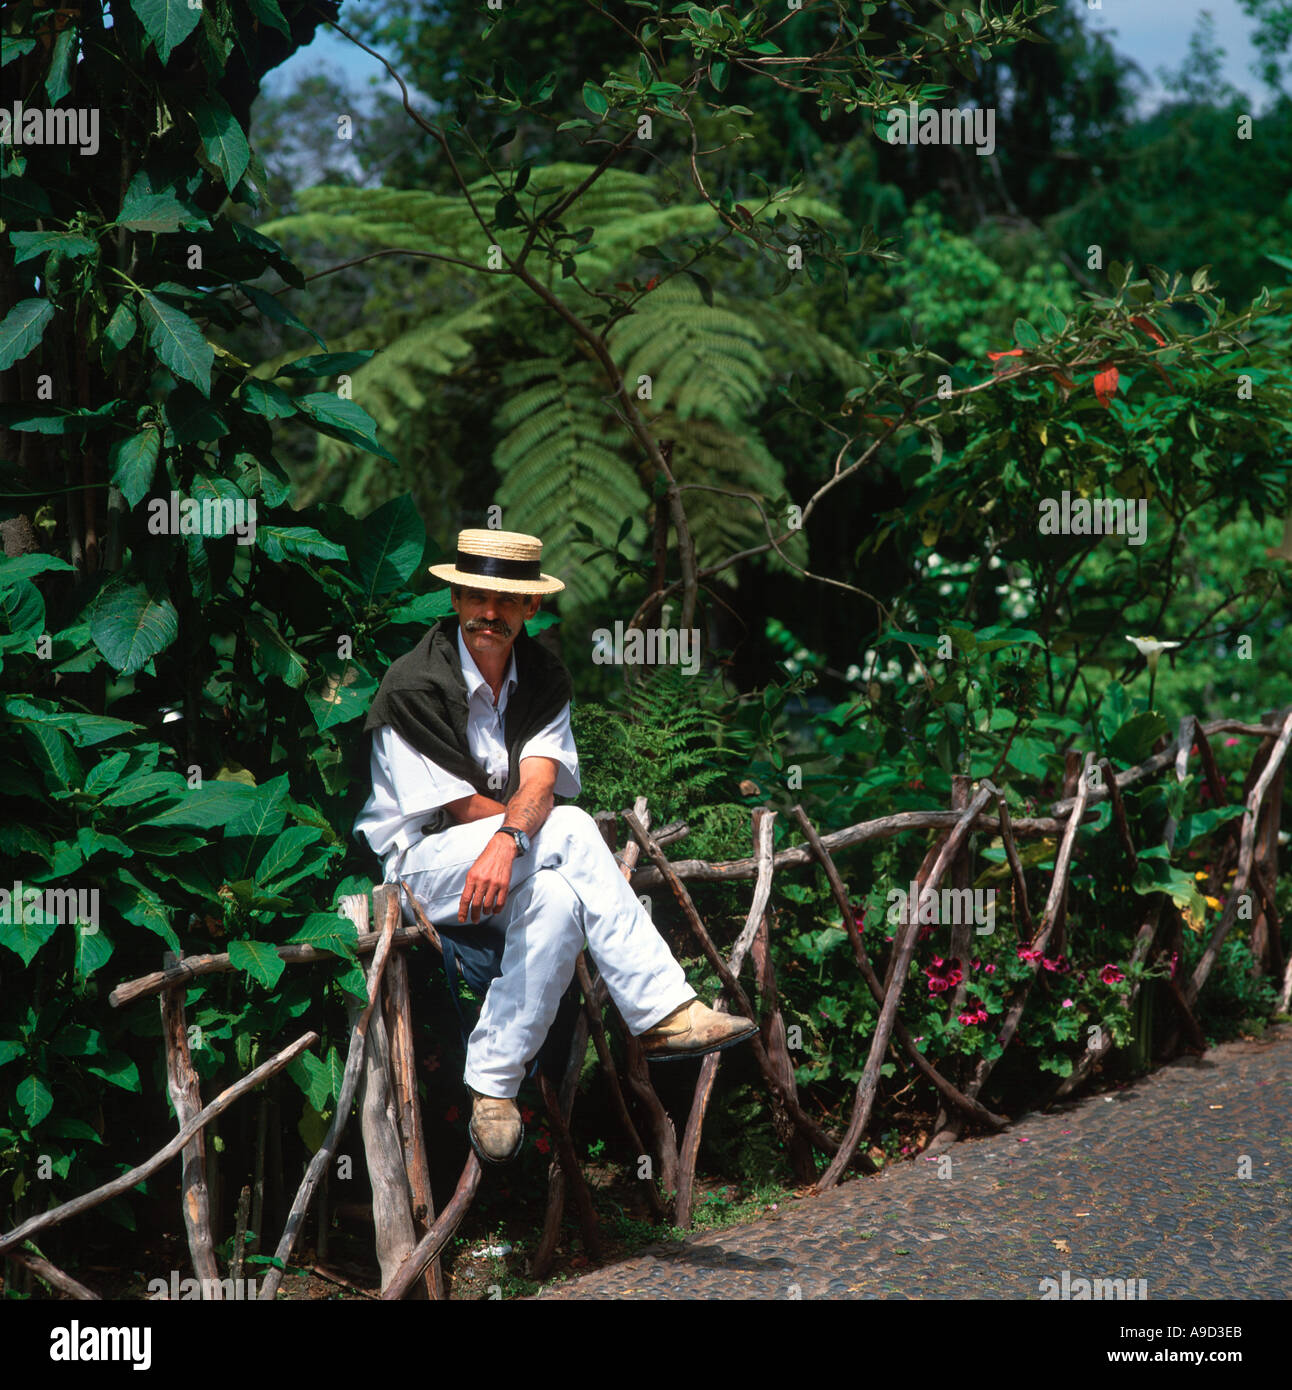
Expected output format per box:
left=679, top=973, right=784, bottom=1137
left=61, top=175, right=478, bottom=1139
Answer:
left=464, top=619, right=511, bottom=636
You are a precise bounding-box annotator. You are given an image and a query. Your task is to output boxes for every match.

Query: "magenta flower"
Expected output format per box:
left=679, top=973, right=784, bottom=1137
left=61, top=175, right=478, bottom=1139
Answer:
left=957, top=1000, right=988, bottom=1026
left=1100, top=963, right=1125, bottom=985
left=1042, top=954, right=1070, bottom=974
left=1018, top=946, right=1042, bottom=964
left=925, top=956, right=963, bottom=993
left=1061, top=998, right=1075, bottom=1008
left=983, top=963, right=996, bottom=975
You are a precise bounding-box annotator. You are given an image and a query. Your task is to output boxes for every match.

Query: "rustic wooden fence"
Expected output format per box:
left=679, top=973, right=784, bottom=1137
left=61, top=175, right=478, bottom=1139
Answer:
left=2, top=706, right=1288, bottom=1299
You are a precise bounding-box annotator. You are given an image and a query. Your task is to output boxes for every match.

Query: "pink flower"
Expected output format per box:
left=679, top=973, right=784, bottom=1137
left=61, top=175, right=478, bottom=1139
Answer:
left=1061, top=998, right=1075, bottom=1008
left=1224, top=737, right=1238, bottom=746
left=957, top=1000, right=989, bottom=1026
left=1168, top=951, right=1179, bottom=979
left=925, top=956, right=963, bottom=993
left=1018, top=946, right=1042, bottom=964
left=1042, top=954, right=1068, bottom=973
left=983, top=963, right=996, bottom=975
left=1100, top=963, right=1125, bottom=985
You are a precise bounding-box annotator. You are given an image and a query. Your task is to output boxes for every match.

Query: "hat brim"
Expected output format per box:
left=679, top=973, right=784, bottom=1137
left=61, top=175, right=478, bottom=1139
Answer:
left=428, top=562, right=565, bottom=595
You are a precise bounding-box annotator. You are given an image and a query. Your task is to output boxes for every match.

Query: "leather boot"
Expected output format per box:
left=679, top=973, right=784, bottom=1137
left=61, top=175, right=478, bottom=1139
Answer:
left=639, top=999, right=758, bottom=1061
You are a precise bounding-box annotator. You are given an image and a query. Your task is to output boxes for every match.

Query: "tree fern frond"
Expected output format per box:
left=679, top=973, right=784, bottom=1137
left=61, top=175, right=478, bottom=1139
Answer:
left=608, top=280, right=768, bottom=427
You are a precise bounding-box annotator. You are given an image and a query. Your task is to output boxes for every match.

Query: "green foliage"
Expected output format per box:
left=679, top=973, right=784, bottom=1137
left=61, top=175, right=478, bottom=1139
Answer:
left=573, top=665, right=733, bottom=832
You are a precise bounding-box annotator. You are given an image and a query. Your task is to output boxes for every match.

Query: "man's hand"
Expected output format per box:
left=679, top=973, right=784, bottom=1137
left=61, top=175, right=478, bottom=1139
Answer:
left=458, top=832, right=517, bottom=923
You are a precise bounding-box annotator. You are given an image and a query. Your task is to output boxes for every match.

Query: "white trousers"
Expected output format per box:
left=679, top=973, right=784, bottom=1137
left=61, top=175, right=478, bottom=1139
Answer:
left=391, top=805, right=694, bottom=1098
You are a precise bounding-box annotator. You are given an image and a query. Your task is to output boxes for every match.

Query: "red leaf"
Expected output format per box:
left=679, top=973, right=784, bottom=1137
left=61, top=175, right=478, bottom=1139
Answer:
left=644, top=275, right=659, bottom=291
left=1130, top=315, right=1166, bottom=346
left=987, top=348, right=1025, bottom=360
left=1093, top=362, right=1119, bottom=409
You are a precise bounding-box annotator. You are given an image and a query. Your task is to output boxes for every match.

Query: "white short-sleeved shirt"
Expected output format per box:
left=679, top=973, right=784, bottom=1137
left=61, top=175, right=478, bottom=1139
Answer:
left=354, top=629, right=580, bottom=861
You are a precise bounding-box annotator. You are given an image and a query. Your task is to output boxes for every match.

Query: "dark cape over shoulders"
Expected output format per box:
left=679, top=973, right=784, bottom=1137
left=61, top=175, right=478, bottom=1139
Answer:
left=362, top=616, right=573, bottom=802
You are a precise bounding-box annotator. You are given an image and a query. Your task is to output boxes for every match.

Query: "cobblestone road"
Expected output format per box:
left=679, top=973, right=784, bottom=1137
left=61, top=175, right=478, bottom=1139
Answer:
left=536, top=1024, right=1292, bottom=1300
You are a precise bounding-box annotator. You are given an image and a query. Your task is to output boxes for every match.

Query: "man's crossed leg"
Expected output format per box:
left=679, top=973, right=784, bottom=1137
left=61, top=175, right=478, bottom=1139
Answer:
left=394, top=804, right=756, bottom=1162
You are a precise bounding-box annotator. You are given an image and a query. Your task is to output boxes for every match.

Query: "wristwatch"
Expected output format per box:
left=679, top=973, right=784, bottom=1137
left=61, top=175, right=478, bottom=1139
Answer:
left=497, top=825, right=530, bottom=855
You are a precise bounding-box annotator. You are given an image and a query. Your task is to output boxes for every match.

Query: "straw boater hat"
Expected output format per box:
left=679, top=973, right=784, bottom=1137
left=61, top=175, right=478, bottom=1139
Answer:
left=428, top=528, right=565, bottom=595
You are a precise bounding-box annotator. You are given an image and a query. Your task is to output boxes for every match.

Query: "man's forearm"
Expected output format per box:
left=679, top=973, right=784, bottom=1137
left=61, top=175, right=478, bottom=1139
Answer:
left=501, top=781, right=554, bottom=837
left=444, top=792, right=508, bottom=824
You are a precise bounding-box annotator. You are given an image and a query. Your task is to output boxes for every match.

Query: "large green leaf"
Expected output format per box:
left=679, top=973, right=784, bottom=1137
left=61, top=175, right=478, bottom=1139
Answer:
left=116, top=182, right=207, bottom=233
left=88, top=579, right=178, bottom=674
left=256, top=525, right=347, bottom=566
left=296, top=393, right=396, bottom=461
left=246, top=0, right=289, bottom=34
left=1107, top=711, right=1170, bottom=765
left=0, top=299, right=55, bottom=372
left=229, top=939, right=286, bottom=991
left=226, top=775, right=290, bottom=840
left=109, top=427, right=161, bottom=507
left=286, top=1049, right=333, bottom=1111
left=239, top=378, right=298, bottom=419
left=104, top=301, right=138, bottom=353
left=257, top=827, right=326, bottom=889
left=62, top=714, right=139, bottom=747
left=17, top=1074, right=53, bottom=1127
left=73, top=924, right=114, bottom=978
left=287, top=911, right=358, bottom=960
left=1175, top=804, right=1245, bottom=851
left=21, top=722, right=82, bottom=793
left=86, top=1050, right=141, bottom=1092
left=193, top=92, right=250, bottom=189
left=133, top=780, right=256, bottom=830
left=100, top=770, right=188, bottom=809
left=10, top=231, right=97, bottom=265
left=354, top=494, right=425, bottom=602
left=0, top=579, right=45, bottom=639
left=0, top=554, right=75, bottom=588
left=0, top=401, right=119, bottom=434
left=244, top=613, right=309, bottom=688
left=106, top=871, right=181, bottom=952
left=276, top=351, right=375, bottom=378
left=385, top=591, right=454, bottom=626
left=0, top=912, right=59, bottom=966
left=44, top=23, right=76, bottom=102
left=129, top=0, right=202, bottom=63
left=140, top=291, right=213, bottom=395
left=305, top=656, right=378, bottom=732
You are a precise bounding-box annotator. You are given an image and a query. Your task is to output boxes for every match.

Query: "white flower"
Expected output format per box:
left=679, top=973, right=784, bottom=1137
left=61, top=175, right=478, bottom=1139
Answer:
left=1125, top=635, right=1181, bottom=660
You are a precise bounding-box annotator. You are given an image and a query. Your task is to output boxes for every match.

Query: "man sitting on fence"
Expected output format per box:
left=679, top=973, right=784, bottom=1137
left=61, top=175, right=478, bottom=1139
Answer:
left=355, top=528, right=757, bottom=1165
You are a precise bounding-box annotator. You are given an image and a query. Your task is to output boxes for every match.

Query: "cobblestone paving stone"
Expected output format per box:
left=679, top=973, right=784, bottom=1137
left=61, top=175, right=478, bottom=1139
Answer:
left=535, top=1023, right=1292, bottom=1300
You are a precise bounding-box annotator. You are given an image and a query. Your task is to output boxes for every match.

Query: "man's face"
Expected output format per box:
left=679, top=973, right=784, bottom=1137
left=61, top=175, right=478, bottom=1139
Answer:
left=451, top=586, right=540, bottom=665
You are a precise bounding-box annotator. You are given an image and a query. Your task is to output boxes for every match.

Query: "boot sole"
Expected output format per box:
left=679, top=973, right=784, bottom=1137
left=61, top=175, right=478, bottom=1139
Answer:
left=643, top=1022, right=760, bottom=1062
left=468, top=1117, right=524, bottom=1166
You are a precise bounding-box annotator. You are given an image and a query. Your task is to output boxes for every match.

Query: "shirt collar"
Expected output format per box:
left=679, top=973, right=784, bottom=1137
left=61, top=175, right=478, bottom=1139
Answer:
left=457, top=627, right=518, bottom=709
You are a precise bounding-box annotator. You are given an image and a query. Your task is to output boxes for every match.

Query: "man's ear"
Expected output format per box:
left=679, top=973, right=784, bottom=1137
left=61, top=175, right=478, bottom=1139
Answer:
left=525, top=595, right=541, bottom=620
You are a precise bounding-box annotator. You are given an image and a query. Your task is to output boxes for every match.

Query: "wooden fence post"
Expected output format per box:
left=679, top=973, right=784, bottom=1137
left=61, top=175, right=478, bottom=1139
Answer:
left=160, top=952, right=220, bottom=1297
